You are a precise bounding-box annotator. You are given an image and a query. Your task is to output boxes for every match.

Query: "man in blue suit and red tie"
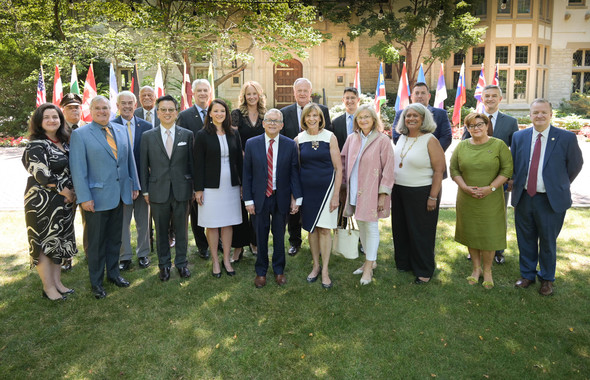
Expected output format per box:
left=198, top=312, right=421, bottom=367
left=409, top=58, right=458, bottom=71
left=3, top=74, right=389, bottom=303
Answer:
left=511, top=99, right=583, bottom=296
left=243, top=109, right=303, bottom=288
left=70, top=96, right=141, bottom=299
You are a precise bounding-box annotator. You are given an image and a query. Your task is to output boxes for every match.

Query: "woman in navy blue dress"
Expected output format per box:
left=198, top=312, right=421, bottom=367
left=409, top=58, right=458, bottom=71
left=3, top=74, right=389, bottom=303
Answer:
left=295, top=103, right=342, bottom=288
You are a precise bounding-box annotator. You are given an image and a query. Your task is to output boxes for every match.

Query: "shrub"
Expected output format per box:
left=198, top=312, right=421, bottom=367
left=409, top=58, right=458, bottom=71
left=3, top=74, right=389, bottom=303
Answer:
left=557, top=92, right=590, bottom=118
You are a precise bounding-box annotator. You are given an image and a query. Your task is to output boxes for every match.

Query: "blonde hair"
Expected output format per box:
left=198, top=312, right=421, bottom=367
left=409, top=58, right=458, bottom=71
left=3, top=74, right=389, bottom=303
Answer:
left=238, top=81, right=266, bottom=116
left=300, top=103, right=325, bottom=131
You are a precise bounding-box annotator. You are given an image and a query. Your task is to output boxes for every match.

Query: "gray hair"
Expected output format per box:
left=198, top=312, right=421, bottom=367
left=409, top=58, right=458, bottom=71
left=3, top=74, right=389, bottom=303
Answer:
left=192, top=79, right=211, bottom=92
left=530, top=98, right=552, bottom=109
left=293, top=78, right=312, bottom=88
left=264, top=108, right=283, bottom=122
left=139, top=86, right=155, bottom=94
left=353, top=104, right=382, bottom=133
left=90, top=95, right=110, bottom=109
left=483, top=84, right=502, bottom=97
left=117, top=90, right=137, bottom=103
left=395, top=103, right=436, bottom=135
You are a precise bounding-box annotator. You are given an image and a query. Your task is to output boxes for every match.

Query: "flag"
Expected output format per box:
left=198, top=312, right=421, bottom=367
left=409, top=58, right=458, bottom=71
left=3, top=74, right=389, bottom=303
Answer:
left=353, top=61, right=361, bottom=93
left=52, top=64, right=62, bottom=106
left=474, top=63, right=486, bottom=113
left=181, top=61, right=193, bottom=111
left=70, top=63, right=80, bottom=94
left=155, top=63, right=165, bottom=98
left=491, top=63, right=499, bottom=86
left=36, top=63, right=46, bottom=107
left=374, top=62, right=387, bottom=115
left=394, top=62, right=410, bottom=113
left=130, top=63, right=140, bottom=100
left=452, top=62, right=466, bottom=126
left=81, top=62, right=97, bottom=122
left=208, top=60, right=215, bottom=103
left=433, top=64, right=447, bottom=109
left=417, top=63, right=426, bottom=83
left=109, top=62, right=118, bottom=119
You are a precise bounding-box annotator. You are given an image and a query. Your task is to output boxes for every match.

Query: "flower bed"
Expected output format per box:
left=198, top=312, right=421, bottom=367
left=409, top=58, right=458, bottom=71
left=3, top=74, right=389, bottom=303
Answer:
left=0, top=136, right=27, bottom=147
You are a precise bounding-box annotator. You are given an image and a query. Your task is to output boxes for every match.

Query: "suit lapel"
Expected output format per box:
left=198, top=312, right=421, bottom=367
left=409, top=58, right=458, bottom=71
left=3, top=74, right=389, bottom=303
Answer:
left=155, top=126, right=168, bottom=159
left=90, top=122, right=117, bottom=161
left=543, top=125, right=558, bottom=168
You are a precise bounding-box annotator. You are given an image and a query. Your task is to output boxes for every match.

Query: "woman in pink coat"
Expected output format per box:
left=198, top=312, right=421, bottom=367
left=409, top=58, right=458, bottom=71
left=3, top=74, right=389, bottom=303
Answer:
left=341, top=105, right=395, bottom=285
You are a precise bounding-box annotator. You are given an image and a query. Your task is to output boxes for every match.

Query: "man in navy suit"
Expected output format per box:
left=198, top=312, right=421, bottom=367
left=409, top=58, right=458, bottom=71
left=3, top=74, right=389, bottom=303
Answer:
left=392, top=82, right=452, bottom=152
left=134, top=86, right=159, bottom=128
left=332, top=87, right=361, bottom=151
left=70, top=96, right=141, bottom=299
left=114, top=91, right=152, bottom=271
left=243, top=109, right=303, bottom=288
left=511, top=99, right=583, bottom=296
left=280, top=77, right=331, bottom=256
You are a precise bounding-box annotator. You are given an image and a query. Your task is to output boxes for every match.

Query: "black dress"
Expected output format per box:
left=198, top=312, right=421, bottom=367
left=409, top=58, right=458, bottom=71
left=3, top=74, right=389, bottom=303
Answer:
left=231, top=109, right=264, bottom=248
left=23, top=140, right=77, bottom=266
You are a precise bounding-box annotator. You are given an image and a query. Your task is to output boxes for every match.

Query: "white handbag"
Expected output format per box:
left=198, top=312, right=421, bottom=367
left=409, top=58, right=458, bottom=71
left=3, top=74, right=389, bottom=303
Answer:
left=332, top=214, right=359, bottom=260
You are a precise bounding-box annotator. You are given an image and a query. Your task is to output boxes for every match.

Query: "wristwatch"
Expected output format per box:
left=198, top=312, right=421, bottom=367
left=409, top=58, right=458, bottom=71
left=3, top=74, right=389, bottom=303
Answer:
left=491, top=186, right=497, bottom=192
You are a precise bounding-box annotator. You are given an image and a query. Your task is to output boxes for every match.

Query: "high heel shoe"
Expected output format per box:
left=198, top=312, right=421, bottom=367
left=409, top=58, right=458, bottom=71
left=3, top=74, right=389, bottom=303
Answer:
left=223, top=262, right=236, bottom=276
left=482, top=270, right=494, bottom=289
left=230, top=248, right=244, bottom=263
left=212, top=271, right=222, bottom=278
left=353, top=262, right=377, bottom=275
left=467, top=270, right=481, bottom=286
left=42, top=290, right=66, bottom=301
left=58, top=288, right=75, bottom=295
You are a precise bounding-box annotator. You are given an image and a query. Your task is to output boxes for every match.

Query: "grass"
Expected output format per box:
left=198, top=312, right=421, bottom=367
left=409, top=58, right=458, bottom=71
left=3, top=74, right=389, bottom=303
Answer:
left=0, top=208, right=589, bottom=379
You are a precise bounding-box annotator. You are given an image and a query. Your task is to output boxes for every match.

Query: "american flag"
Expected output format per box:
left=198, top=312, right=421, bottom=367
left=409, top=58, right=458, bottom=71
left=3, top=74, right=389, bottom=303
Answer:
left=36, top=64, right=46, bottom=107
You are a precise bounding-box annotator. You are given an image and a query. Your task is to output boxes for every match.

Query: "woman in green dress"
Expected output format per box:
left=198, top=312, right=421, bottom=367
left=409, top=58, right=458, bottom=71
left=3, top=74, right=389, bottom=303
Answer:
left=450, top=113, right=513, bottom=289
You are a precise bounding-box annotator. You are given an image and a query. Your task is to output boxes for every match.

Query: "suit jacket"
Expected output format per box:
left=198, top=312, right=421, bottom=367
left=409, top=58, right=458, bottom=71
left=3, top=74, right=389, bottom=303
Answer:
left=280, top=102, right=333, bottom=140
left=332, top=113, right=350, bottom=151
left=177, top=105, right=205, bottom=137
left=243, top=134, right=303, bottom=215
left=70, top=121, right=140, bottom=211
left=194, top=128, right=243, bottom=191
left=113, top=115, right=152, bottom=177
left=392, top=105, right=452, bottom=151
left=140, top=126, right=194, bottom=203
left=462, top=111, right=518, bottom=148
left=511, top=125, right=583, bottom=213
left=134, top=107, right=159, bottom=128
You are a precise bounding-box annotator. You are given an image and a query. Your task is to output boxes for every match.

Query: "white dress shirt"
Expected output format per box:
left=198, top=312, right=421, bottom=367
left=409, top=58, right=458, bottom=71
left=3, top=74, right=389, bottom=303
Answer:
left=524, top=126, right=550, bottom=193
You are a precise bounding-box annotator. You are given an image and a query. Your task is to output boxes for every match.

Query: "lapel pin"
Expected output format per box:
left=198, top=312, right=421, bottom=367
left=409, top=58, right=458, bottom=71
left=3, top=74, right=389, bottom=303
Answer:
left=551, top=137, right=555, bottom=141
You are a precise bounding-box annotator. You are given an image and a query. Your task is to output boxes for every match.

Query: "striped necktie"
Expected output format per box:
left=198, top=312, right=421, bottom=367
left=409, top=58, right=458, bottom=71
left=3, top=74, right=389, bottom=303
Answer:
left=266, top=139, right=274, bottom=197
left=127, top=121, right=133, bottom=148
left=103, top=126, right=118, bottom=160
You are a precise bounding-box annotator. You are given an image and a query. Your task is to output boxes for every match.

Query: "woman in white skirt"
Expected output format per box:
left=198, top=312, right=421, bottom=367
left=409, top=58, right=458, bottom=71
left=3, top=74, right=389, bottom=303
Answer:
left=194, top=99, right=243, bottom=278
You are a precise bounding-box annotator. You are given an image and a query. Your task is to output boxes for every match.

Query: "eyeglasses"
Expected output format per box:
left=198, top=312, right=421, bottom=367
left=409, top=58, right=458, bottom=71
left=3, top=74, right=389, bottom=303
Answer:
left=158, top=108, right=177, bottom=113
left=264, top=119, right=282, bottom=125
left=466, top=122, right=486, bottom=130
left=357, top=115, right=372, bottom=121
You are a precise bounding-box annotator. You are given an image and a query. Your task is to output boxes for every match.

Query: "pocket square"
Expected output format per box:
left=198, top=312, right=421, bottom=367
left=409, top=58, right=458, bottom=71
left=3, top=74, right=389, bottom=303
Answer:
left=177, top=141, right=187, bottom=146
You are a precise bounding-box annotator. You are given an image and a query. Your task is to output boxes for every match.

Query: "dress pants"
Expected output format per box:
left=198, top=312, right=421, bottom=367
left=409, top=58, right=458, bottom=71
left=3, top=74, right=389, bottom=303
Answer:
left=392, top=184, right=440, bottom=278
left=357, top=220, right=379, bottom=261
left=287, top=210, right=302, bottom=248
left=84, top=202, right=124, bottom=287
left=189, top=199, right=208, bottom=252
left=496, top=189, right=510, bottom=255
left=151, top=190, right=190, bottom=269
left=120, top=195, right=150, bottom=261
left=232, top=202, right=256, bottom=248
left=255, top=194, right=287, bottom=276
left=514, top=192, right=565, bottom=282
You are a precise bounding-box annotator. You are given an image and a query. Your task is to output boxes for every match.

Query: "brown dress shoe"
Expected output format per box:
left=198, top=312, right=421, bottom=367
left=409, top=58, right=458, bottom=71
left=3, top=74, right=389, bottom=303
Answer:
left=275, top=274, right=287, bottom=286
left=515, top=277, right=534, bottom=288
left=539, top=280, right=554, bottom=296
left=254, top=275, right=266, bottom=288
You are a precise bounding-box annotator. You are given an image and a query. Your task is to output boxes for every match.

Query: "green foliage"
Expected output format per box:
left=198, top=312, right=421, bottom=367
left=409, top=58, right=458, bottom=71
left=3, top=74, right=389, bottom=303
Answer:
left=557, top=114, right=585, bottom=130
left=557, top=92, right=590, bottom=118
left=517, top=116, right=532, bottom=124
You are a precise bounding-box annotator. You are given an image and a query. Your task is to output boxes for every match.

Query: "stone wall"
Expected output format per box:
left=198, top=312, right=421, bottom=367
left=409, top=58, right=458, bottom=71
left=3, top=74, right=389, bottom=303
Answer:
left=547, top=48, right=574, bottom=106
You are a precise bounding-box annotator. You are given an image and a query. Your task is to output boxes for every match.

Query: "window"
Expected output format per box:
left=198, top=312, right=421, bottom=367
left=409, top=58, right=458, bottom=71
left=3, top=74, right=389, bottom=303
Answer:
left=514, top=70, right=527, bottom=99
left=498, top=0, right=511, bottom=15
left=515, top=46, right=529, bottom=64
left=474, top=0, right=487, bottom=16
left=471, top=70, right=481, bottom=88
left=496, top=46, right=509, bottom=64
left=537, top=46, right=541, bottom=65
left=568, top=0, right=585, bottom=5
left=454, top=52, right=465, bottom=66
left=498, top=70, right=508, bottom=95
left=544, top=47, right=547, bottom=65
left=572, top=50, right=590, bottom=93
left=573, top=50, right=583, bottom=66
left=472, top=47, right=485, bottom=65
left=385, top=63, right=393, bottom=79
left=517, top=0, right=531, bottom=14
left=453, top=72, right=460, bottom=89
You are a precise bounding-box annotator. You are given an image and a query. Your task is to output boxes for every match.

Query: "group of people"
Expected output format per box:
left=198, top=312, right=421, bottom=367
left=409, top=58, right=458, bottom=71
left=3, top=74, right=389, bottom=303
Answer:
left=23, top=75, right=583, bottom=300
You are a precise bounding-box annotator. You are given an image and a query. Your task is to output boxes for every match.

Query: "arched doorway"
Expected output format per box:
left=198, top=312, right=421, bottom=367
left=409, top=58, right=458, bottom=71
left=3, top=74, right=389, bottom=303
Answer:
left=273, top=59, right=303, bottom=109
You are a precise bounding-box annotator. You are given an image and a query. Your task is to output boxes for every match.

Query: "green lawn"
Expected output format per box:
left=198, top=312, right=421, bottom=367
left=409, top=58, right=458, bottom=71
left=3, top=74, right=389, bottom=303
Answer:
left=1, top=208, right=588, bottom=379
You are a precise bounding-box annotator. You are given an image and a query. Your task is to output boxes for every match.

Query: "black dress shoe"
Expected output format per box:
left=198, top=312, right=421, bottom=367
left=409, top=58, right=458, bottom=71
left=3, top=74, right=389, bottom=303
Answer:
left=42, top=290, right=66, bottom=301
left=288, top=245, right=300, bottom=256
left=138, top=256, right=150, bottom=268
left=159, top=267, right=171, bottom=281
left=199, top=249, right=210, bottom=260
left=58, top=288, right=75, bottom=295
left=223, top=263, right=236, bottom=276
left=494, top=252, right=505, bottom=264
left=119, top=260, right=132, bottom=271
left=61, top=259, right=72, bottom=271
left=91, top=285, right=106, bottom=299
left=108, top=276, right=130, bottom=287
left=212, top=270, right=222, bottom=278
left=178, top=266, right=191, bottom=278
left=414, top=277, right=430, bottom=284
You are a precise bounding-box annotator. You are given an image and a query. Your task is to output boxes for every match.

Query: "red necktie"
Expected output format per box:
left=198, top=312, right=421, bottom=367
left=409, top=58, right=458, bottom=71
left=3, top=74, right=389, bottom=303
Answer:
left=527, top=133, right=542, bottom=197
left=266, top=139, right=274, bottom=197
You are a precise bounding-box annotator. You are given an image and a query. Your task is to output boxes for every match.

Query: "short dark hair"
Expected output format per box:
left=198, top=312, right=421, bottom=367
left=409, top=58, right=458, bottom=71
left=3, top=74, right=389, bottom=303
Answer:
left=28, top=103, right=68, bottom=143
left=413, top=82, right=429, bottom=92
left=343, top=87, right=359, bottom=96
left=156, top=95, right=178, bottom=110
left=204, top=99, right=234, bottom=136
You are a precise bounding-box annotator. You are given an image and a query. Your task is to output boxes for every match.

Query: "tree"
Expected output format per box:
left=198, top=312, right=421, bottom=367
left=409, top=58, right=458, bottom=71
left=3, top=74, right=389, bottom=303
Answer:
left=323, top=0, right=486, bottom=85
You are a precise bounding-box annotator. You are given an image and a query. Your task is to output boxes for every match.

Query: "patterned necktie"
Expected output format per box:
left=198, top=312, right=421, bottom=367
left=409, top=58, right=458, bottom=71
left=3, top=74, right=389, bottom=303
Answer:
left=266, top=139, right=274, bottom=197
left=487, top=115, right=494, bottom=137
left=347, top=114, right=353, bottom=135
left=145, top=111, right=152, bottom=123
left=527, top=133, right=542, bottom=197
left=127, top=121, right=133, bottom=148
left=165, top=130, right=173, bottom=158
left=201, top=109, right=207, bottom=122
left=103, top=126, right=118, bottom=160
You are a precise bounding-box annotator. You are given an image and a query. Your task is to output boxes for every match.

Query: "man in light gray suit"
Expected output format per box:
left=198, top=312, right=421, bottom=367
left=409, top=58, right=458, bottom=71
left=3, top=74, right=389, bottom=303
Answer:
left=134, top=86, right=159, bottom=128
left=70, top=96, right=140, bottom=299
left=140, top=95, right=195, bottom=281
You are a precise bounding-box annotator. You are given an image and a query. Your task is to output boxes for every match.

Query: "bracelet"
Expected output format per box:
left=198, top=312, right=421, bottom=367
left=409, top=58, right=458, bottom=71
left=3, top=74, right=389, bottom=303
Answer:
left=428, top=196, right=438, bottom=201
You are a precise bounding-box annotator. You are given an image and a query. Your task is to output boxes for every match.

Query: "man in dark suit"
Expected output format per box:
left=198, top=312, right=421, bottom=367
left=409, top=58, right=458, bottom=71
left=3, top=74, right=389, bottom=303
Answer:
left=70, top=96, right=140, bottom=299
left=462, top=84, right=519, bottom=264
left=140, top=95, right=195, bottom=281
left=176, top=79, right=212, bottom=260
left=114, top=91, right=152, bottom=271
left=243, top=109, right=303, bottom=288
left=392, top=82, right=452, bottom=151
left=134, top=86, right=159, bottom=128
left=332, top=87, right=360, bottom=151
left=511, top=99, right=583, bottom=296
left=280, top=77, right=332, bottom=256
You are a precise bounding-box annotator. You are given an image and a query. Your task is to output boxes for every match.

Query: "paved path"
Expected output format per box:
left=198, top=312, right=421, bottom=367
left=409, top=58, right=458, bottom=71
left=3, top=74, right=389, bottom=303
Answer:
left=2, top=139, right=589, bottom=211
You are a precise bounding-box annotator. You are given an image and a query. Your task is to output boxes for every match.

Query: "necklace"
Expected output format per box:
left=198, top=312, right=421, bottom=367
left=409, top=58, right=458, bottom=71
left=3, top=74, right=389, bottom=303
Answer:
left=47, top=136, right=60, bottom=144
left=398, top=135, right=419, bottom=168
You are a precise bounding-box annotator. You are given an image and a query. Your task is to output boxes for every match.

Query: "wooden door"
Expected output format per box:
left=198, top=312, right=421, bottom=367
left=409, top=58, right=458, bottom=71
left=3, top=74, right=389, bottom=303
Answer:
left=273, top=59, right=302, bottom=109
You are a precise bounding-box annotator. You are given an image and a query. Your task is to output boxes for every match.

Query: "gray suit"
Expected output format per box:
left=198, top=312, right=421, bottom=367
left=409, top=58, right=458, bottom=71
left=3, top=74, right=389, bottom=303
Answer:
left=134, top=107, right=159, bottom=128
left=140, top=125, right=194, bottom=269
